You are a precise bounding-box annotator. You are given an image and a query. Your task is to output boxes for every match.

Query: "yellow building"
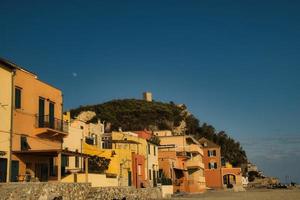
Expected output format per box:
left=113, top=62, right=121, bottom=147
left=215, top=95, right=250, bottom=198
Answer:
left=84, top=131, right=150, bottom=188
left=0, top=59, right=14, bottom=182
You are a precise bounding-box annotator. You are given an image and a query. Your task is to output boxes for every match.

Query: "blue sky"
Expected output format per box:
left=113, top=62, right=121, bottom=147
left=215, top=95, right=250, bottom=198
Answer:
left=1, top=0, right=300, bottom=183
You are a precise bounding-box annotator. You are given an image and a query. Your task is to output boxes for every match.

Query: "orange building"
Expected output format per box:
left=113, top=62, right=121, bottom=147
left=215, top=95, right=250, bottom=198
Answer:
left=199, top=138, right=222, bottom=189
left=199, top=137, right=242, bottom=189
left=2, top=59, right=88, bottom=182
left=158, top=133, right=206, bottom=193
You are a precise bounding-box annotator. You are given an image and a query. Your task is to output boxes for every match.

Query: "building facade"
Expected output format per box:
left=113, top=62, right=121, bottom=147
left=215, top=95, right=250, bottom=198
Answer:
left=199, top=137, right=243, bottom=189
left=158, top=134, right=206, bottom=193
left=0, top=60, right=14, bottom=182
left=63, top=111, right=104, bottom=172
left=199, top=137, right=223, bottom=189
left=135, top=130, right=159, bottom=187
left=0, top=58, right=90, bottom=183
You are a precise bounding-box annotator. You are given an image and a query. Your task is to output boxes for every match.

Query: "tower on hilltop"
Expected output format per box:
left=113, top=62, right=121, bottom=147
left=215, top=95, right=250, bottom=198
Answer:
left=143, top=92, right=152, bottom=102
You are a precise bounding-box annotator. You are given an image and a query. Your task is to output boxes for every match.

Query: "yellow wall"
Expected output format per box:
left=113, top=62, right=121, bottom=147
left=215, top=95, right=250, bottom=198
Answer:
left=83, top=131, right=149, bottom=186
left=0, top=65, right=13, bottom=181
left=83, top=143, right=134, bottom=179
left=62, top=173, right=118, bottom=187
left=111, top=131, right=148, bottom=181
left=111, top=131, right=147, bottom=156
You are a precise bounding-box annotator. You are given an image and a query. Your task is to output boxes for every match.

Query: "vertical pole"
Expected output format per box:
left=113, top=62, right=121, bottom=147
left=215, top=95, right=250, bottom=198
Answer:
left=8, top=70, right=15, bottom=182
left=58, top=152, right=62, bottom=182
left=81, top=138, right=83, bottom=170
left=85, top=157, right=88, bottom=183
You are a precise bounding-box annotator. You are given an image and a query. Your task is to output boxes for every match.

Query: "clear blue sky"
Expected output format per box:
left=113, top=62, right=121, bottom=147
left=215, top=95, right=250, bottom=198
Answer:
left=1, top=0, right=300, bottom=183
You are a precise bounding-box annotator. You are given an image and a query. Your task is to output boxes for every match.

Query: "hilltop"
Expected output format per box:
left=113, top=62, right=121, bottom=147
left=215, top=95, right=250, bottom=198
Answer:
left=70, top=99, right=247, bottom=167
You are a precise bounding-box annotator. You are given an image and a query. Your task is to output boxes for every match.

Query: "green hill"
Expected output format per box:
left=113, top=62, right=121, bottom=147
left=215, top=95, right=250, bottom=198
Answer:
left=70, top=99, right=247, bottom=167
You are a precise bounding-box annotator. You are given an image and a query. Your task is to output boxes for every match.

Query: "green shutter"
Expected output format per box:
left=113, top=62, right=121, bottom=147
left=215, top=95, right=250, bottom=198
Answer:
left=15, top=88, right=21, bottom=109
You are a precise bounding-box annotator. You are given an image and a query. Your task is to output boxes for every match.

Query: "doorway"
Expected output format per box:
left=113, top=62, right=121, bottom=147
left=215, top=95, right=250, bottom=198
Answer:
left=35, top=163, right=49, bottom=182
left=0, top=158, right=7, bottom=182
left=11, top=160, right=19, bottom=182
left=128, top=171, right=132, bottom=186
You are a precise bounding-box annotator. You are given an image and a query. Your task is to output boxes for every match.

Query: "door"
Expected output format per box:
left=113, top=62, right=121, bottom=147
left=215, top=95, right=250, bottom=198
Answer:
left=38, top=98, right=45, bottom=127
left=0, top=158, right=7, bottom=182
left=153, top=170, right=157, bottom=187
left=11, top=160, right=19, bottom=182
left=128, top=171, right=132, bottom=186
left=49, top=102, right=55, bottom=129
left=35, top=163, right=49, bottom=182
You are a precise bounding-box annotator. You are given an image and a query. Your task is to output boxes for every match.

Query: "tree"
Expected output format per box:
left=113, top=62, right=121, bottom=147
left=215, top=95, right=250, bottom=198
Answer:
left=88, top=156, right=111, bottom=174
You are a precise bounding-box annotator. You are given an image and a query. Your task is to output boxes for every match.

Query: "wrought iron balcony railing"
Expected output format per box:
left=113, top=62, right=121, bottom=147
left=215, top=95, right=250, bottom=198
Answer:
left=36, top=115, right=69, bottom=133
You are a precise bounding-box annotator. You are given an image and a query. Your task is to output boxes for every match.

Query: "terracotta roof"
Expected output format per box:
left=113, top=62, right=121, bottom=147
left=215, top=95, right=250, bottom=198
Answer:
left=134, top=130, right=152, bottom=140
left=198, top=137, right=220, bottom=148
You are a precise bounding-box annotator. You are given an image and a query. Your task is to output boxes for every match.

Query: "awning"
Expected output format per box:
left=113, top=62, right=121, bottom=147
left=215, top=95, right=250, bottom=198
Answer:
left=13, top=149, right=90, bottom=158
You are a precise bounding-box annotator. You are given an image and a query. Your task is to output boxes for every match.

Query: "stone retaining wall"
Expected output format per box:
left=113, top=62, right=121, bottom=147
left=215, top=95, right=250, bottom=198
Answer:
left=0, top=183, right=91, bottom=200
left=0, top=183, right=163, bottom=200
left=87, top=187, right=162, bottom=200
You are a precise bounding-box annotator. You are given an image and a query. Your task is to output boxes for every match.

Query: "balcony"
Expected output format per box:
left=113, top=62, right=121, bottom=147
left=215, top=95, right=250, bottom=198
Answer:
left=186, top=159, right=205, bottom=169
left=176, top=145, right=203, bottom=155
left=35, top=115, right=68, bottom=137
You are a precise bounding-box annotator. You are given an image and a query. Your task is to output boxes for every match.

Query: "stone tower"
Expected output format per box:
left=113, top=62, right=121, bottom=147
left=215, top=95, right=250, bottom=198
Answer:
left=143, top=92, right=152, bottom=102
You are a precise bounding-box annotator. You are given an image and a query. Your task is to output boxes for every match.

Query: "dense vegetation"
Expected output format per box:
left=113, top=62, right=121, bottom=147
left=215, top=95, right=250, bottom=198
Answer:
left=70, top=99, right=247, bottom=167
left=70, top=99, right=185, bottom=131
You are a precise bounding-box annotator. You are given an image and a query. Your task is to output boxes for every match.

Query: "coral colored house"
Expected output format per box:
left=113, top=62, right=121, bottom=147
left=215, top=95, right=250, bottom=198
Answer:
left=199, top=138, right=223, bottom=189
left=199, top=137, right=243, bottom=189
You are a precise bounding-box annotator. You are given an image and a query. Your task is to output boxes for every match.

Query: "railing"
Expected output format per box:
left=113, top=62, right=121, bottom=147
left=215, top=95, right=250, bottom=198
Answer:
left=36, top=115, right=68, bottom=133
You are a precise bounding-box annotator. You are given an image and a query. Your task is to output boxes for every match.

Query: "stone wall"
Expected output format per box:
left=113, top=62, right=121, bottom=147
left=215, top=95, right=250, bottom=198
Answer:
left=87, top=187, right=162, bottom=200
left=0, top=183, right=163, bottom=200
left=0, top=183, right=91, bottom=200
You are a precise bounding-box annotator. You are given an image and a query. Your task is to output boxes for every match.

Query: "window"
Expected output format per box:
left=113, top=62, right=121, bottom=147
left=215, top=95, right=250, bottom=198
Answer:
left=208, top=150, right=217, bottom=157
left=21, top=136, right=30, bottom=151
left=15, top=87, right=22, bottom=109
left=148, top=143, right=151, bottom=154
left=85, top=137, right=94, bottom=145
left=49, top=102, right=55, bottom=129
left=75, top=156, right=79, bottom=168
left=62, top=156, right=69, bottom=167
left=209, top=162, right=217, bottom=169
left=159, top=169, right=163, bottom=178
left=38, top=98, right=45, bottom=127
left=149, top=169, right=152, bottom=180
left=94, top=134, right=98, bottom=146
left=154, top=146, right=156, bottom=156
